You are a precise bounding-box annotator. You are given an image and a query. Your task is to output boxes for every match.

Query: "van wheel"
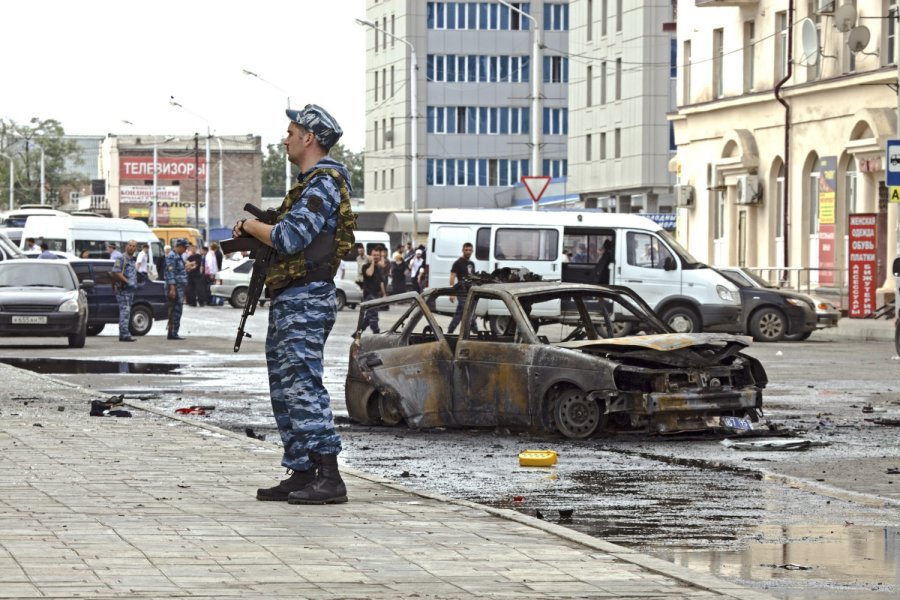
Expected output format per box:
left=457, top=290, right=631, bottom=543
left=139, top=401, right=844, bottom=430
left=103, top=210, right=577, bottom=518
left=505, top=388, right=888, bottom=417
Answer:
left=750, top=307, right=786, bottom=342
left=335, top=289, right=347, bottom=311
left=129, top=305, right=153, bottom=336
left=230, top=287, right=249, bottom=309
left=86, top=324, right=105, bottom=336
left=660, top=306, right=701, bottom=333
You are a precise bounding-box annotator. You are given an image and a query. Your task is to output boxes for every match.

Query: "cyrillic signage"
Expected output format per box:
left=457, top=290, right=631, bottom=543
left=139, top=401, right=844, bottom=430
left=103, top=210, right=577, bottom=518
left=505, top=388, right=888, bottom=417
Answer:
left=119, top=157, right=207, bottom=181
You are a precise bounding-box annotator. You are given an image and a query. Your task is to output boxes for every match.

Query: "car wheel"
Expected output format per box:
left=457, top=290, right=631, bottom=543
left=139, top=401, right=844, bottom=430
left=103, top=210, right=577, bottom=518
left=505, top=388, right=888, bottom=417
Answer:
left=660, top=306, right=701, bottom=333
left=68, top=322, right=87, bottom=349
left=378, top=393, right=404, bottom=426
left=489, top=315, right=514, bottom=336
left=749, top=307, right=786, bottom=342
left=86, top=324, right=105, bottom=336
left=611, top=321, right=633, bottom=338
left=129, top=305, right=153, bottom=336
left=784, top=330, right=813, bottom=341
left=552, top=387, right=603, bottom=439
left=335, top=289, right=347, bottom=311
left=230, top=287, right=249, bottom=309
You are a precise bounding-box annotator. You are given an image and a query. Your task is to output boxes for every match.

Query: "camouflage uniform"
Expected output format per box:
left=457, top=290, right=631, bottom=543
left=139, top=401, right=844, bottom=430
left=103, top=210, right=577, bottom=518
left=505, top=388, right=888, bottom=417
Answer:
left=164, top=247, right=188, bottom=338
left=267, top=156, right=351, bottom=472
left=112, top=252, right=138, bottom=340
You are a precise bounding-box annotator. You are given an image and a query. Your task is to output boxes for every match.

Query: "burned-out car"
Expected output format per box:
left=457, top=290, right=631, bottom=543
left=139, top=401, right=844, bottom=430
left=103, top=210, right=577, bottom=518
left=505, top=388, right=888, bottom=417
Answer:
left=346, top=282, right=768, bottom=438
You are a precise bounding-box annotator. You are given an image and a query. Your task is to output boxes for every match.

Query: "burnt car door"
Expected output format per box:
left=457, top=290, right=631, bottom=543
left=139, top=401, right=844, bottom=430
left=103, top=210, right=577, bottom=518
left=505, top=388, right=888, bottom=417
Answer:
left=354, top=293, right=454, bottom=428
left=451, top=290, right=537, bottom=428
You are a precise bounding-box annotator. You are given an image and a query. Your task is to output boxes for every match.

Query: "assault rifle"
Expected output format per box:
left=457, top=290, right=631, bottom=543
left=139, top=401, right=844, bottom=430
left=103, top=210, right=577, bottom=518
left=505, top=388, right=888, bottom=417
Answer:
left=220, top=203, right=279, bottom=352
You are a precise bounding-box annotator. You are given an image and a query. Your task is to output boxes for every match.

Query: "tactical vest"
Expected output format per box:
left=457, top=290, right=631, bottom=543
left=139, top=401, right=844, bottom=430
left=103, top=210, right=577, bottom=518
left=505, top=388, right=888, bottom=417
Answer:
left=265, top=167, right=357, bottom=292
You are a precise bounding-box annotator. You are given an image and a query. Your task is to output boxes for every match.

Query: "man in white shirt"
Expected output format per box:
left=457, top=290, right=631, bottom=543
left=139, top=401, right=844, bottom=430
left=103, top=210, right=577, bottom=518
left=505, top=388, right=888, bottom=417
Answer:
left=205, top=242, right=222, bottom=306
left=135, top=243, right=151, bottom=283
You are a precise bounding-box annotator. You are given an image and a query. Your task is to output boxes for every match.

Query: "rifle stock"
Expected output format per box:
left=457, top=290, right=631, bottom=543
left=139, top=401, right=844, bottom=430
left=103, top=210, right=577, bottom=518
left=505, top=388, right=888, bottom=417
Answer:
left=230, top=203, right=279, bottom=352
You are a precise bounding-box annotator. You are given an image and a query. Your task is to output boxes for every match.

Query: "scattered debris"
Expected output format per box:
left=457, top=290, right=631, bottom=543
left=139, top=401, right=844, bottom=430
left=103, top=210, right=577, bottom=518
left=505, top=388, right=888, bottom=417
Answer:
left=870, top=418, right=900, bottom=427
left=887, top=468, right=900, bottom=475
left=57, top=406, right=64, bottom=412
left=762, top=563, right=812, bottom=571
left=720, top=438, right=830, bottom=451
left=175, top=406, right=208, bottom=416
left=244, top=428, right=265, bottom=441
left=518, top=449, right=558, bottom=467
left=558, top=509, right=574, bottom=520
left=89, top=396, right=126, bottom=417
left=535, top=509, right=544, bottom=520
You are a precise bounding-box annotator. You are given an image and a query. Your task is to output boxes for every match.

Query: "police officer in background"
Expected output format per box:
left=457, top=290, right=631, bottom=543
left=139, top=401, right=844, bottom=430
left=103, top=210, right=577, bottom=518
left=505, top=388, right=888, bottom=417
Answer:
left=111, top=239, right=138, bottom=342
left=164, top=239, right=188, bottom=340
left=233, top=104, right=356, bottom=505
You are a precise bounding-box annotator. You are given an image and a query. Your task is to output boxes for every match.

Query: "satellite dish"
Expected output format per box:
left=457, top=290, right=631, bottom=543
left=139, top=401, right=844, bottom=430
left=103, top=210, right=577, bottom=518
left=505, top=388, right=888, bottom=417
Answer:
left=833, top=3, right=858, bottom=33
left=847, top=25, right=871, bottom=53
left=799, top=18, right=820, bottom=66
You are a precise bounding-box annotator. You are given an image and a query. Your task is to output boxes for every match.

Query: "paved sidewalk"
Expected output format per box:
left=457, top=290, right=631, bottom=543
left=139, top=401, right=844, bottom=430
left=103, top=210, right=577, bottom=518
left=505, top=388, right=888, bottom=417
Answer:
left=812, top=316, right=894, bottom=343
left=0, top=364, right=772, bottom=599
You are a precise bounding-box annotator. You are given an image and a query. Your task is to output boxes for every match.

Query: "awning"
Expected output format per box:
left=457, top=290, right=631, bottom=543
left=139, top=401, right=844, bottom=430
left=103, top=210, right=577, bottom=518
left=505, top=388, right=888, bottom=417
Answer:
left=383, top=211, right=431, bottom=233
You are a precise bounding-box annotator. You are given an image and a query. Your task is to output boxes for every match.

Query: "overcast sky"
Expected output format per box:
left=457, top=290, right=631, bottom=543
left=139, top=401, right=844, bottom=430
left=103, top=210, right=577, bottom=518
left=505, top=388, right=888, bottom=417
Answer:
left=1, top=0, right=367, bottom=151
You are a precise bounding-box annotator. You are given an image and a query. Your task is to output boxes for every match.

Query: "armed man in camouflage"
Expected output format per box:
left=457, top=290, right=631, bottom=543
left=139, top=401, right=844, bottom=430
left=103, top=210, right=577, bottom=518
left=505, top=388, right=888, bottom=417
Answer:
left=111, top=239, right=138, bottom=342
left=233, top=104, right=356, bottom=505
left=164, top=239, right=189, bottom=341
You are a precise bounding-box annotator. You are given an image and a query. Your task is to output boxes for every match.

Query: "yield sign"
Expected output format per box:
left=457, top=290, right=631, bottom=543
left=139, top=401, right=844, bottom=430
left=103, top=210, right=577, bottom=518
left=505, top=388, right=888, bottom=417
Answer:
left=521, top=176, right=551, bottom=204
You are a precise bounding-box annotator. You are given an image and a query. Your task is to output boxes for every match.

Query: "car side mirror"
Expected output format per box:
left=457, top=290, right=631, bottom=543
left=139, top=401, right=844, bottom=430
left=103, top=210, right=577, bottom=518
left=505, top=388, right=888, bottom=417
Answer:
left=893, top=257, right=900, bottom=278
left=663, top=257, right=676, bottom=271
left=80, top=279, right=95, bottom=290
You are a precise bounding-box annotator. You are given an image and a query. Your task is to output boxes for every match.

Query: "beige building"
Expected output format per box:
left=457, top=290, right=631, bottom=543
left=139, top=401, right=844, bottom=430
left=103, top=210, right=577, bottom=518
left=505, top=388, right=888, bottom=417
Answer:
left=671, top=0, right=899, bottom=300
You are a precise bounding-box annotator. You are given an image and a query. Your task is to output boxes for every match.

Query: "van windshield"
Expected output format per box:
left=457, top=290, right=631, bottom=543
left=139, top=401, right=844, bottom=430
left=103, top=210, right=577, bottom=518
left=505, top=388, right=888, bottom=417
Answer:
left=659, top=230, right=703, bottom=267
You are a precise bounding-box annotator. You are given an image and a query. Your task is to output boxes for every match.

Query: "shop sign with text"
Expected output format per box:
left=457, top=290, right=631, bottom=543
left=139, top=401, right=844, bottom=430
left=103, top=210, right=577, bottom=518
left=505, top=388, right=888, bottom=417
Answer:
left=848, top=213, right=878, bottom=318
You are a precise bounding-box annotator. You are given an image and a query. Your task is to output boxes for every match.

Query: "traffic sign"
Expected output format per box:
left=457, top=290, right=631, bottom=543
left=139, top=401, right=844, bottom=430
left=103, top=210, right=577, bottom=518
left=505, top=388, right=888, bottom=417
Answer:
left=521, top=176, right=551, bottom=204
left=886, top=139, right=900, bottom=186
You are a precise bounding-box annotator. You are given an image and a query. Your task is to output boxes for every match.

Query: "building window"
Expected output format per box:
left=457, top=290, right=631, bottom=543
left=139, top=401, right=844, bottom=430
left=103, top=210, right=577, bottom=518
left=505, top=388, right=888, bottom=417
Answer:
left=391, top=14, right=395, bottom=45
left=775, top=11, right=788, bottom=81
left=374, top=170, right=379, bottom=191
left=382, top=68, right=387, bottom=101
left=543, top=3, right=569, bottom=31
left=888, top=3, right=898, bottom=65
left=615, top=58, right=621, bottom=100
left=382, top=118, right=387, bottom=150
left=775, top=166, right=785, bottom=238
left=715, top=190, right=725, bottom=239
left=806, top=2, right=822, bottom=81
left=600, top=132, right=607, bottom=160
left=809, top=171, right=820, bottom=235
left=391, top=168, right=395, bottom=189
left=426, top=2, right=532, bottom=31
left=391, top=66, right=395, bottom=97
left=601, top=0, right=608, bottom=36
left=374, top=120, right=379, bottom=151
left=427, top=54, right=530, bottom=83
left=616, top=0, right=622, bottom=32
left=587, top=0, right=593, bottom=41
left=374, top=71, right=379, bottom=102
left=544, top=56, right=569, bottom=83
left=586, top=134, right=592, bottom=162
left=543, top=108, right=568, bottom=135
left=600, top=61, right=607, bottom=103
left=390, top=117, right=395, bottom=148
left=586, top=65, right=593, bottom=106
left=683, top=40, right=691, bottom=105
left=713, top=28, right=724, bottom=99
left=614, top=128, right=621, bottom=159
left=542, top=159, right=568, bottom=178
left=743, top=21, right=755, bottom=92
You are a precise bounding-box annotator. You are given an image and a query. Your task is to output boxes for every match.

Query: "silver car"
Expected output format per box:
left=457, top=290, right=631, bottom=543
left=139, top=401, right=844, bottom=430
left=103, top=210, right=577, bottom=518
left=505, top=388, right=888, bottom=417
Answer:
left=211, top=257, right=361, bottom=310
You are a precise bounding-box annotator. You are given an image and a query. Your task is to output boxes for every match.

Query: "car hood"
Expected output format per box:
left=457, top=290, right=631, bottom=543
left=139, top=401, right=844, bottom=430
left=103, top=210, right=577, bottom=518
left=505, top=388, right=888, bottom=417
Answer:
left=0, top=288, right=76, bottom=304
left=557, top=333, right=753, bottom=367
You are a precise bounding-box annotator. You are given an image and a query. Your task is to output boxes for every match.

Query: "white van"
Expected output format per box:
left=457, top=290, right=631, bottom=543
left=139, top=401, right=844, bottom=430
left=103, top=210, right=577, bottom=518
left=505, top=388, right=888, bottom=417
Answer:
left=22, top=216, right=165, bottom=265
left=339, top=230, right=391, bottom=282
left=427, top=209, right=742, bottom=333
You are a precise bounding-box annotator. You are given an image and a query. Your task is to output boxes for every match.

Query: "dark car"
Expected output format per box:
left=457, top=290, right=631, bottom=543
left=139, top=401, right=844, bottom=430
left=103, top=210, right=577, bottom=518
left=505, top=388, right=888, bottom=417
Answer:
left=0, top=258, right=91, bottom=347
left=69, top=259, right=168, bottom=336
left=716, top=267, right=817, bottom=342
left=347, top=281, right=767, bottom=438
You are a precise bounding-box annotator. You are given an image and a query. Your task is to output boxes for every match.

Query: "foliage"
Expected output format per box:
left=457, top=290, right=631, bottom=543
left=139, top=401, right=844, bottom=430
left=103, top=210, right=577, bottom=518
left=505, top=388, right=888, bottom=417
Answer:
left=0, top=118, right=83, bottom=207
left=261, top=142, right=365, bottom=199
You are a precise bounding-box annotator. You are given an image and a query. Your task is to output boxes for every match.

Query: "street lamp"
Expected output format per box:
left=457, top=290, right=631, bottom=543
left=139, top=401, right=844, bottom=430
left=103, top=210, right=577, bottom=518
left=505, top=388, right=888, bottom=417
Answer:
left=242, top=68, right=292, bottom=195
left=355, top=17, right=420, bottom=243
left=497, top=0, right=542, bottom=212
left=0, top=153, right=13, bottom=210
left=170, top=97, right=224, bottom=231
left=153, top=137, right=176, bottom=227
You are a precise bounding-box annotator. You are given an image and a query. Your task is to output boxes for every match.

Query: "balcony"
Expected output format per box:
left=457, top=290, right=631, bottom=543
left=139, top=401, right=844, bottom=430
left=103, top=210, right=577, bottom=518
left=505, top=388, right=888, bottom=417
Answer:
left=695, top=0, right=759, bottom=6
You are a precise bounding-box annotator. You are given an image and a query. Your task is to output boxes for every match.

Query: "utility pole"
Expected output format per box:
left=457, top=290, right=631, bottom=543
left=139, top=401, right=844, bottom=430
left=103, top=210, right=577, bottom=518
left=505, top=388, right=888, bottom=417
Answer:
left=194, top=133, right=200, bottom=229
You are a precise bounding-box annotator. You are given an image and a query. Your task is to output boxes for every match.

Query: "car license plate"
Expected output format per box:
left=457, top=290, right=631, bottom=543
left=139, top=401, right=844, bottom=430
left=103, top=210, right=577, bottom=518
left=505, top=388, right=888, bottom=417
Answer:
left=12, top=316, right=48, bottom=325
left=720, top=416, right=752, bottom=431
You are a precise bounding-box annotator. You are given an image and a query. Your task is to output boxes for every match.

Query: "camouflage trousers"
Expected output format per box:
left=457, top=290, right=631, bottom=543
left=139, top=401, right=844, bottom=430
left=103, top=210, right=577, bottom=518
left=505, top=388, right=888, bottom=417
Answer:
left=266, top=281, right=340, bottom=472
left=167, top=286, right=185, bottom=336
left=115, top=289, right=134, bottom=339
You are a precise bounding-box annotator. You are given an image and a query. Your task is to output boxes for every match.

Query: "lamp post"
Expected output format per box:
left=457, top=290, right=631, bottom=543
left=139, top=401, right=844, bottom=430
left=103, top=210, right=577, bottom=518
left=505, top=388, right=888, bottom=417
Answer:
left=170, top=97, right=223, bottom=232
left=497, top=0, right=542, bottom=212
left=152, top=137, right=176, bottom=227
left=355, top=18, right=419, bottom=243
left=0, top=153, right=13, bottom=210
left=242, top=69, right=292, bottom=195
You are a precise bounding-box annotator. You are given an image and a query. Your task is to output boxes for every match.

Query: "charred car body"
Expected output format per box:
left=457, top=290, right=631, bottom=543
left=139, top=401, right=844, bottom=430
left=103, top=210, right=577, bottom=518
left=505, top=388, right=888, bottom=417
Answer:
left=346, top=281, right=768, bottom=438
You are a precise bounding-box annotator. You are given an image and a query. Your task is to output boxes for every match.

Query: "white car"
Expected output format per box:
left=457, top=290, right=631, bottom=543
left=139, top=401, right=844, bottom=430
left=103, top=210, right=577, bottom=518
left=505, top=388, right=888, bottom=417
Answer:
left=211, top=257, right=361, bottom=310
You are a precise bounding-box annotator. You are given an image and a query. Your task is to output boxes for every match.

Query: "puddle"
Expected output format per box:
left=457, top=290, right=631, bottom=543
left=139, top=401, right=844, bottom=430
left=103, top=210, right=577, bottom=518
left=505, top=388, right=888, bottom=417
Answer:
left=0, top=358, right=180, bottom=375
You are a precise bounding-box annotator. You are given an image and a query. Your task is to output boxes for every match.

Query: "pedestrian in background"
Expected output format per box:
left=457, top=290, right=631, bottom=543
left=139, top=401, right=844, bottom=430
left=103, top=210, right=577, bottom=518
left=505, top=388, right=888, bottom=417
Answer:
left=361, top=245, right=387, bottom=333
left=107, top=242, right=122, bottom=262
left=407, top=248, right=425, bottom=293
left=37, top=242, right=57, bottom=259
left=135, top=243, right=151, bottom=283
left=165, top=239, right=188, bottom=340
left=389, top=251, right=406, bottom=295
left=112, top=239, right=138, bottom=342
left=206, top=242, right=224, bottom=305
left=25, top=237, right=40, bottom=252
left=185, top=244, right=206, bottom=307
left=447, top=242, right=476, bottom=335
left=354, top=243, right=368, bottom=289
left=235, top=103, right=355, bottom=505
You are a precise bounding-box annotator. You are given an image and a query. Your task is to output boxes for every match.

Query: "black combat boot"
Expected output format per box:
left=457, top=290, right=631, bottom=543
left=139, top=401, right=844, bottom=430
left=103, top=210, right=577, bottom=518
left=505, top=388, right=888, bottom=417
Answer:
left=256, top=468, right=316, bottom=501
left=287, top=453, right=348, bottom=505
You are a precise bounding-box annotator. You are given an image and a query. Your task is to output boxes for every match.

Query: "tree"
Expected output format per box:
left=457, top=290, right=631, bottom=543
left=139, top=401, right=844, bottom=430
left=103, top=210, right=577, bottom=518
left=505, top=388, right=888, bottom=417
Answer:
left=261, top=142, right=364, bottom=199
left=0, top=118, right=83, bottom=207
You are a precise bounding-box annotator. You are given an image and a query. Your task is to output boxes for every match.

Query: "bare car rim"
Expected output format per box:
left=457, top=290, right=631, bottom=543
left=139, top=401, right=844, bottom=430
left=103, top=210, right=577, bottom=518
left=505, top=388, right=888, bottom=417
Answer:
left=231, top=287, right=249, bottom=309
left=553, top=388, right=601, bottom=439
left=378, top=394, right=404, bottom=426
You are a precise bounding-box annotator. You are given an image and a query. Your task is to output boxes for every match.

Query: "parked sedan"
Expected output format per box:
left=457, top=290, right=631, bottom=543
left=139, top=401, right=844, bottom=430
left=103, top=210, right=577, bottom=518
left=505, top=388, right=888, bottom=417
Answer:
left=715, top=267, right=817, bottom=342
left=69, top=259, right=168, bottom=336
left=0, top=259, right=91, bottom=347
left=210, top=257, right=361, bottom=310
left=347, top=282, right=767, bottom=438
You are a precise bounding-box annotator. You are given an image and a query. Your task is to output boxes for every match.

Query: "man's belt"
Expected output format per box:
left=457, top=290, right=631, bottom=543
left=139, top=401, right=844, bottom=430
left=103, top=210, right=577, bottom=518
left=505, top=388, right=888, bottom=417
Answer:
left=269, top=265, right=334, bottom=299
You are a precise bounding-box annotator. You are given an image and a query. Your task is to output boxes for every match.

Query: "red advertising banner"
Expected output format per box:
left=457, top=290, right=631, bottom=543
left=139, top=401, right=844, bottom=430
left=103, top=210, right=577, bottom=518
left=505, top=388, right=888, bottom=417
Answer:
left=848, top=213, right=878, bottom=318
left=119, top=157, right=207, bottom=181
left=817, top=157, right=836, bottom=285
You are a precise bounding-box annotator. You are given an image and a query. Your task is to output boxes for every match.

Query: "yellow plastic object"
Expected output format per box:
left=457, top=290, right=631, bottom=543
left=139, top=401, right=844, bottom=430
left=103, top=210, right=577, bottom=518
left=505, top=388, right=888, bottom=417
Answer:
left=518, top=449, right=558, bottom=467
